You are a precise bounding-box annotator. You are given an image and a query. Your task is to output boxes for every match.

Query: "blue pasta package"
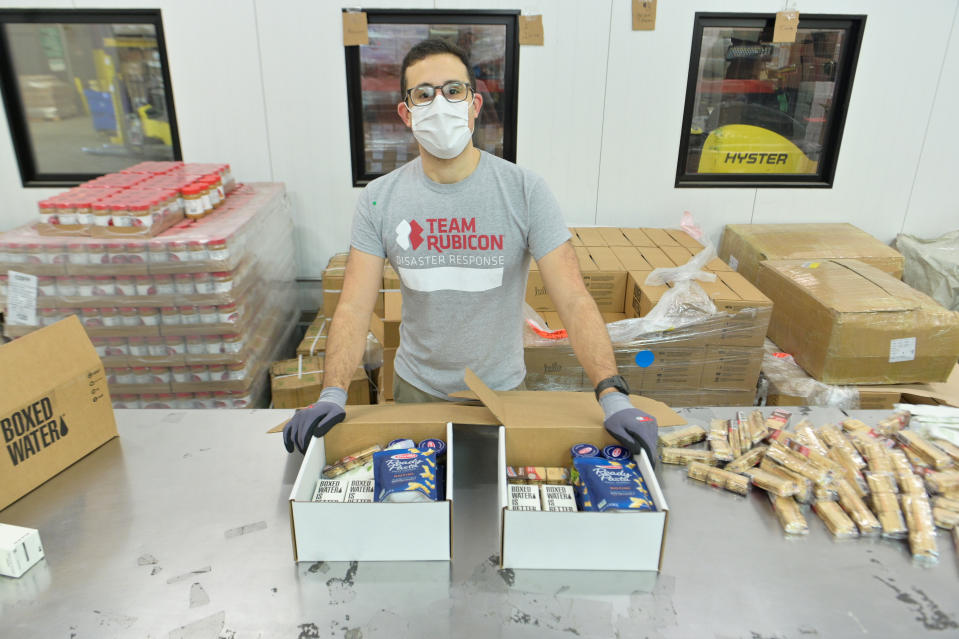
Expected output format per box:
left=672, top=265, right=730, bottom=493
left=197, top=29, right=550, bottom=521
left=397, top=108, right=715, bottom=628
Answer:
left=572, top=457, right=656, bottom=512
left=373, top=448, right=438, bottom=503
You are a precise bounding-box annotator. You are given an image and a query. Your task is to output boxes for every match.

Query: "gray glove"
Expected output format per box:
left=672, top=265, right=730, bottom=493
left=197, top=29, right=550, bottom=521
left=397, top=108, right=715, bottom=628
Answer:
left=600, top=392, right=658, bottom=467
left=282, top=387, right=347, bottom=453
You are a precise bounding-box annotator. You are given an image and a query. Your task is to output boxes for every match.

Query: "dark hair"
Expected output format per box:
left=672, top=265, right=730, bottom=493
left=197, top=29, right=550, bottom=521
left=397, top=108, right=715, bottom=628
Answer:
left=399, top=39, right=475, bottom=99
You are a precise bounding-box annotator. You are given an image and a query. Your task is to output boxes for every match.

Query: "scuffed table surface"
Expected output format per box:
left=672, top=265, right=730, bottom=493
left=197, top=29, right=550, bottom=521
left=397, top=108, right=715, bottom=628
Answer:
left=0, top=407, right=956, bottom=638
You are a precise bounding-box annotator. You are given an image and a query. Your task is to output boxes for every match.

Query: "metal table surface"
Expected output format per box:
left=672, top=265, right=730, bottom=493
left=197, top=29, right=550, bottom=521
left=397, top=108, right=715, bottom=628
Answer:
left=1, top=407, right=956, bottom=639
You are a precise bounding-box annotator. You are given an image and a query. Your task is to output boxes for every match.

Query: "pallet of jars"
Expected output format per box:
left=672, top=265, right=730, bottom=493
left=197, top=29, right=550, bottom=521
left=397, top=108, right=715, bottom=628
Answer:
left=113, top=389, right=257, bottom=410
left=35, top=163, right=235, bottom=237
left=0, top=183, right=289, bottom=277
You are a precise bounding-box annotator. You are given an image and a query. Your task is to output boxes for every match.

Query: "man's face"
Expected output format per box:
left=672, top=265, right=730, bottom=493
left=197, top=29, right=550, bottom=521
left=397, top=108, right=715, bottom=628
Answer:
left=397, top=53, right=483, bottom=131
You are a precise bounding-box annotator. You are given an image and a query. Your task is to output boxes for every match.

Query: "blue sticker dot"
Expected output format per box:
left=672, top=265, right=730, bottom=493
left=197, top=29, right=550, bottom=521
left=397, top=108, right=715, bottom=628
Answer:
left=635, top=350, right=655, bottom=368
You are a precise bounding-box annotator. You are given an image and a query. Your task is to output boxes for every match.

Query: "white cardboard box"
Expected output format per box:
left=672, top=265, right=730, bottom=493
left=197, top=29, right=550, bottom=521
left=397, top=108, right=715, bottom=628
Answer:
left=0, top=523, right=44, bottom=578
left=287, top=403, right=498, bottom=562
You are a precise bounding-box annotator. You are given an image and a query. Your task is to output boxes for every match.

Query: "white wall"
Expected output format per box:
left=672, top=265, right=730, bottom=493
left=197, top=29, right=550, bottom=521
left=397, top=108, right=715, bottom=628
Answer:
left=1, top=0, right=957, bottom=282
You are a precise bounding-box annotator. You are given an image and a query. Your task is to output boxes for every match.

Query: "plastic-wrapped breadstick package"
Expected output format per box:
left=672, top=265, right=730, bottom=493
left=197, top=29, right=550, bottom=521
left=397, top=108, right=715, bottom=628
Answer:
left=933, top=496, right=959, bottom=513
left=768, top=429, right=843, bottom=476
left=827, top=448, right=869, bottom=498
left=931, top=438, right=959, bottom=465
left=766, top=441, right=831, bottom=486
left=735, top=412, right=753, bottom=454
left=658, top=425, right=707, bottom=448
left=769, top=493, right=809, bottom=535
left=761, top=457, right=812, bottom=503
left=725, top=445, right=767, bottom=474
left=818, top=424, right=866, bottom=469
left=901, top=445, right=932, bottom=471
left=728, top=418, right=742, bottom=458
left=835, top=478, right=881, bottom=536
left=859, top=438, right=895, bottom=473
left=888, top=449, right=927, bottom=495
left=925, top=470, right=959, bottom=494
left=900, top=493, right=939, bottom=567
left=841, top=418, right=871, bottom=434
left=871, top=491, right=908, bottom=540
left=687, top=462, right=750, bottom=496
left=794, top=420, right=829, bottom=457
left=747, top=409, right=767, bottom=445
left=813, top=483, right=839, bottom=503
left=765, top=408, right=791, bottom=432
left=933, top=507, right=959, bottom=530
left=875, top=410, right=910, bottom=436
left=866, top=471, right=899, bottom=495
left=743, top=467, right=799, bottom=498
left=661, top=447, right=717, bottom=466
left=813, top=500, right=859, bottom=539
left=707, top=419, right=734, bottom=462
left=896, top=431, right=953, bottom=471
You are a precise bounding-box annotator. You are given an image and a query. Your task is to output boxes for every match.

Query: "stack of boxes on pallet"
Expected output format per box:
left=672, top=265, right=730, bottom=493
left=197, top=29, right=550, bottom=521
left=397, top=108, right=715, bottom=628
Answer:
left=0, top=183, right=298, bottom=408
left=524, top=227, right=773, bottom=406
left=719, top=224, right=959, bottom=408
left=269, top=256, right=402, bottom=408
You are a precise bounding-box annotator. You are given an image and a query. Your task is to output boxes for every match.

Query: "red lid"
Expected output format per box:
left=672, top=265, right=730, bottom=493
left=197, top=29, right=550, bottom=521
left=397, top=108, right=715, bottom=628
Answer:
left=119, top=307, right=136, bottom=312
left=194, top=272, right=210, bottom=279
left=74, top=275, right=92, bottom=281
left=153, top=273, right=172, bottom=280
left=115, top=275, right=133, bottom=281
left=141, top=394, right=157, bottom=400
left=186, top=335, right=202, bottom=341
left=81, top=307, right=97, bottom=313
left=207, top=238, right=227, bottom=247
left=146, top=336, right=163, bottom=343
left=129, top=336, right=144, bottom=343
left=161, top=306, right=177, bottom=312
left=164, top=336, right=182, bottom=342
left=214, top=391, right=228, bottom=397
left=194, top=392, right=211, bottom=398
left=182, top=184, right=204, bottom=195
left=136, top=275, right=152, bottom=281
left=106, top=243, right=125, bottom=249
left=172, top=366, right=189, bottom=371
left=132, top=367, right=147, bottom=372
left=93, top=275, right=113, bottom=280
left=198, top=305, right=215, bottom=311
left=88, top=243, right=103, bottom=249
left=55, top=201, right=72, bottom=210
left=187, top=240, right=203, bottom=247
left=174, top=273, right=193, bottom=279
left=219, top=302, right=236, bottom=309
left=55, top=275, right=71, bottom=280
left=38, top=199, right=54, bottom=208
left=189, top=365, right=207, bottom=370
left=67, top=243, right=86, bottom=249
left=139, top=307, right=158, bottom=313
left=157, top=393, right=176, bottom=399
left=24, top=243, right=40, bottom=249
left=176, top=393, right=193, bottom=398
left=101, top=307, right=117, bottom=313
left=211, top=272, right=230, bottom=277
left=37, top=276, right=54, bottom=282
left=150, top=367, right=167, bottom=372
left=107, top=337, right=125, bottom=343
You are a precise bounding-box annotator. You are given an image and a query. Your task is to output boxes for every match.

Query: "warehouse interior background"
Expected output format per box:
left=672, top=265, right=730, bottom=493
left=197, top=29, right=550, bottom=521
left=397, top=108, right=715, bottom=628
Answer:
left=1, top=0, right=957, bottom=309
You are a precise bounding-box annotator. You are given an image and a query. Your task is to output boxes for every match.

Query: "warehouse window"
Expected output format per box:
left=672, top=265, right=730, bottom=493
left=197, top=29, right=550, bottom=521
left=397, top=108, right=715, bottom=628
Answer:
left=0, top=9, right=181, bottom=187
left=345, top=9, right=520, bottom=186
left=676, top=13, right=865, bottom=188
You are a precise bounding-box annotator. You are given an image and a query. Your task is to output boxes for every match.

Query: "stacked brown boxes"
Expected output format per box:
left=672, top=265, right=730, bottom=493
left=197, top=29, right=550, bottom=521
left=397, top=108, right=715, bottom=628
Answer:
left=756, top=259, right=959, bottom=385
left=369, top=289, right=401, bottom=401
left=270, top=355, right=370, bottom=408
left=322, top=257, right=400, bottom=318
left=525, top=227, right=772, bottom=406
left=19, top=75, right=79, bottom=120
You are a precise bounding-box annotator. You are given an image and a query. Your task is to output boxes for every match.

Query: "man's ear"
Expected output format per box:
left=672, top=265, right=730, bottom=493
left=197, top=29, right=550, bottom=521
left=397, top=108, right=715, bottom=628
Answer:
left=471, top=92, right=484, bottom=120
left=397, top=101, right=413, bottom=128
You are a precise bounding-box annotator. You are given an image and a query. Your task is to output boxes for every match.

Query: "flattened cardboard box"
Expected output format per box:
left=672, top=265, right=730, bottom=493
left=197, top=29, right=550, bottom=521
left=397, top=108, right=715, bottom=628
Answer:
left=0, top=316, right=118, bottom=511
left=456, top=371, right=681, bottom=571
left=757, top=259, right=959, bottom=384
left=720, top=223, right=905, bottom=284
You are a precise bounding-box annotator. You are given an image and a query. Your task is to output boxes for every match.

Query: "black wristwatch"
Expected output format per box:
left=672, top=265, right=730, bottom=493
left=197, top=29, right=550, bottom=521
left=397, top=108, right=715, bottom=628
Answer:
left=594, top=375, right=630, bottom=400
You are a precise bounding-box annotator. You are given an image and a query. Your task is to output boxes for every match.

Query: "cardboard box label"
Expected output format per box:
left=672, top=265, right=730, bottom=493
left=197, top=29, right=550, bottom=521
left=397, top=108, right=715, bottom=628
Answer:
left=728, top=255, right=739, bottom=271
left=889, top=337, right=917, bottom=363
left=6, top=271, right=37, bottom=326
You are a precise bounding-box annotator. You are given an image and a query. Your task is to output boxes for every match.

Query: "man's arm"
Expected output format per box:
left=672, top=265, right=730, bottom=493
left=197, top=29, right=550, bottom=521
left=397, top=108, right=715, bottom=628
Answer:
left=537, top=241, right=618, bottom=390
left=323, top=247, right=384, bottom=390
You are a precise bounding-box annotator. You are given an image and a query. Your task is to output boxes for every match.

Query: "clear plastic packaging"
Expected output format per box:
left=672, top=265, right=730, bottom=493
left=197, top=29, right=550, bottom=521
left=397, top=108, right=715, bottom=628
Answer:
left=707, top=419, right=734, bottom=462
left=661, top=447, right=717, bottom=466
left=687, top=461, right=750, bottom=496
left=743, top=467, right=799, bottom=498
left=901, top=494, right=939, bottom=566
left=813, top=500, right=859, bottom=539
left=765, top=441, right=831, bottom=486
left=769, top=493, right=809, bottom=535
left=871, top=491, right=909, bottom=540
left=761, top=457, right=813, bottom=503
left=817, top=424, right=866, bottom=469
left=835, top=478, right=881, bottom=536
left=925, top=470, right=959, bottom=494
left=896, top=431, right=953, bottom=471
left=725, top=445, right=767, bottom=473
left=658, top=425, right=706, bottom=448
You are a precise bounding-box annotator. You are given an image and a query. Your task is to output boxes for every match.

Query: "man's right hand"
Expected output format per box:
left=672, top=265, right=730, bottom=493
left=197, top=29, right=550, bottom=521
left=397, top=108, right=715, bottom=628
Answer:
left=282, top=387, right=348, bottom=453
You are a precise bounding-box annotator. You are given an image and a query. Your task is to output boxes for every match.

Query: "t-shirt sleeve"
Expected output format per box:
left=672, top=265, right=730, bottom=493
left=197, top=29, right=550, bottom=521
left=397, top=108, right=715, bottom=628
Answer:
left=526, top=175, right=571, bottom=261
left=349, top=189, right=387, bottom=258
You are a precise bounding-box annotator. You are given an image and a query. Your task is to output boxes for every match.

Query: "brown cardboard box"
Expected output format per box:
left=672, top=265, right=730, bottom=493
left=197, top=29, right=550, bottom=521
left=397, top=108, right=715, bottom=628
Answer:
left=642, top=389, right=756, bottom=407
left=621, top=228, right=655, bottom=247
left=572, top=227, right=607, bottom=246
left=641, top=228, right=680, bottom=247
left=598, top=227, right=632, bottom=246
left=666, top=229, right=704, bottom=250
left=610, top=246, right=652, bottom=272
left=720, top=223, right=906, bottom=284
left=637, top=247, right=675, bottom=269
left=537, top=311, right=627, bottom=330
left=369, top=291, right=401, bottom=349
left=765, top=382, right=900, bottom=410
left=381, top=347, right=397, bottom=401
left=757, top=259, right=959, bottom=384
left=526, top=248, right=627, bottom=313
left=700, top=345, right=763, bottom=390
left=296, top=315, right=329, bottom=356
left=322, top=253, right=388, bottom=317
left=270, top=355, right=369, bottom=408
left=1, top=316, right=118, bottom=511
left=639, top=347, right=705, bottom=390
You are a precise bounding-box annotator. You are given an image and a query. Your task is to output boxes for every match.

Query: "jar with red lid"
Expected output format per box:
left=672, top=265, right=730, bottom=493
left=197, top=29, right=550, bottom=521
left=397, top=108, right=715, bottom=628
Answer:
left=23, top=244, right=43, bottom=264
left=202, top=174, right=223, bottom=208
left=115, top=275, right=135, bottom=296
left=55, top=201, right=77, bottom=226
left=91, top=276, right=115, bottom=296
left=207, top=238, right=229, bottom=262
left=46, top=242, right=68, bottom=265
left=91, top=337, right=108, bottom=357
left=193, top=273, right=213, bottom=295
left=88, top=243, right=109, bottom=264
left=171, top=365, right=190, bottom=383
left=154, top=394, right=177, bottom=409
left=204, top=335, right=222, bottom=354
left=226, top=362, right=246, bottom=380
left=198, top=305, right=218, bottom=323
left=193, top=392, right=213, bottom=408
left=39, top=308, right=59, bottom=326
left=131, top=367, right=150, bottom=384
left=128, top=337, right=149, bottom=357
left=164, top=336, right=185, bottom=354
left=140, top=393, right=158, bottom=407
left=206, top=364, right=226, bottom=381
left=174, top=393, right=194, bottom=409
left=217, top=302, right=239, bottom=324
left=73, top=276, right=93, bottom=296
left=67, top=243, right=87, bottom=265
left=199, top=181, right=214, bottom=214
left=55, top=276, right=78, bottom=296
left=174, top=273, right=195, bottom=295
left=80, top=308, right=101, bottom=327
left=38, top=199, right=59, bottom=225
left=116, top=368, right=136, bottom=384
left=167, top=241, right=190, bottom=262
left=4, top=243, right=23, bottom=263
left=185, top=334, right=205, bottom=354
left=220, top=164, right=234, bottom=190
left=146, top=336, right=166, bottom=356
left=180, top=306, right=198, bottom=324
left=120, top=307, right=140, bottom=327
left=73, top=198, right=95, bottom=227
left=135, top=275, right=153, bottom=296
left=93, top=202, right=112, bottom=228
left=130, top=202, right=153, bottom=229
left=221, top=334, right=242, bottom=354
left=212, top=391, right=230, bottom=408
left=107, top=243, right=128, bottom=264
left=126, top=242, right=146, bottom=263
left=229, top=391, right=250, bottom=409
left=188, top=241, right=208, bottom=262
left=153, top=274, right=174, bottom=295
left=140, top=307, right=160, bottom=326
left=109, top=200, right=131, bottom=228
left=149, top=367, right=171, bottom=383
left=37, top=276, right=56, bottom=296
left=182, top=184, right=205, bottom=219
left=160, top=307, right=181, bottom=325
left=147, top=240, right=168, bottom=264
left=211, top=272, right=233, bottom=293
left=105, top=337, right=128, bottom=356
left=189, top=365, right=210, bottom=382
left=101, top=307, right=119, bottom=327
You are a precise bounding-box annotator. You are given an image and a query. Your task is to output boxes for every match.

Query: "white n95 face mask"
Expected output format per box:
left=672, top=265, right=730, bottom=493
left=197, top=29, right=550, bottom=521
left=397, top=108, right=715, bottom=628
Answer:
left=411, top=96, right=473, bottom=160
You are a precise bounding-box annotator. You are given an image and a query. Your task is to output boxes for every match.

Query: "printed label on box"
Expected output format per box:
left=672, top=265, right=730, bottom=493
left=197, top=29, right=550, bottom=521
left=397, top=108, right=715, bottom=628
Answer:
left=509, top=483, right=541, bottom=511
left=6, top=271, right=37, bottom=326
left=728, top=255, right=739, bottom=271
left=889, top=337, right=917, bottom=363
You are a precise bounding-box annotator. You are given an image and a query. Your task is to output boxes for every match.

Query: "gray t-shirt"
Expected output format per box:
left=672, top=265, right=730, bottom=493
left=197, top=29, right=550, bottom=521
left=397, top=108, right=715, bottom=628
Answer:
left=350, top=151, right=570, bottom=399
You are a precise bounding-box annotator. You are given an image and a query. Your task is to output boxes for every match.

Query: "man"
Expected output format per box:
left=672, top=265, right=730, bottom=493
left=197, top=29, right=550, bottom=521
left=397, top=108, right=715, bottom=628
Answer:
left=283, top=39, right=657, bottom=461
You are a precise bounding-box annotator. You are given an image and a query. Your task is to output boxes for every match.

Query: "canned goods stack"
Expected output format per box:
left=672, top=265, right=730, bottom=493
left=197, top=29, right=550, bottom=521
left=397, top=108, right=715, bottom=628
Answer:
left=35, top=161, right=235, bottom=237
left=1, top=182, right=297, bottom=408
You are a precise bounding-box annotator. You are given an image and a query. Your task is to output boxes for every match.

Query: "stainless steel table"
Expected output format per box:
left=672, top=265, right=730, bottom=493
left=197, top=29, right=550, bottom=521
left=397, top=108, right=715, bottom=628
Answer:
left=1, top=407, right=956, bottom=638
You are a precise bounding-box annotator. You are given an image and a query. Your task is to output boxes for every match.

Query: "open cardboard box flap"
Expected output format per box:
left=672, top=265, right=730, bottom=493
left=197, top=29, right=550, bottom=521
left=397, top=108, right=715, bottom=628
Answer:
left=458, top=369, right=685, bottom=429
left=269, top=401, right=498, bottom=434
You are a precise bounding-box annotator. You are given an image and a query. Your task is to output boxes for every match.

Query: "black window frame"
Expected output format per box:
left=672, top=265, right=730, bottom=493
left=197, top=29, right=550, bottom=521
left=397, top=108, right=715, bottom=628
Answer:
left=0, top=8, right=182, bottom=188
left=676, top=12, right=865, bottom=188
left=344, top=8, right=520, bottom=187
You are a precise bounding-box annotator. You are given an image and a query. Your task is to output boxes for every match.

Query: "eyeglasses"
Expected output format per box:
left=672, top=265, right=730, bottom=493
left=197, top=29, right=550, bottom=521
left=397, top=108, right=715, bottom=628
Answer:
left=404, top=81, right=473, bottom=107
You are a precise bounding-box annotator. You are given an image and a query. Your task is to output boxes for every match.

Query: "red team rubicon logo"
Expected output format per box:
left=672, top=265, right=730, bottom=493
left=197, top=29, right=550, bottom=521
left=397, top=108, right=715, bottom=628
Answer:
left=395, top=219, right=424, bottom=251
left=395, top=218, right=502, bottom=254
